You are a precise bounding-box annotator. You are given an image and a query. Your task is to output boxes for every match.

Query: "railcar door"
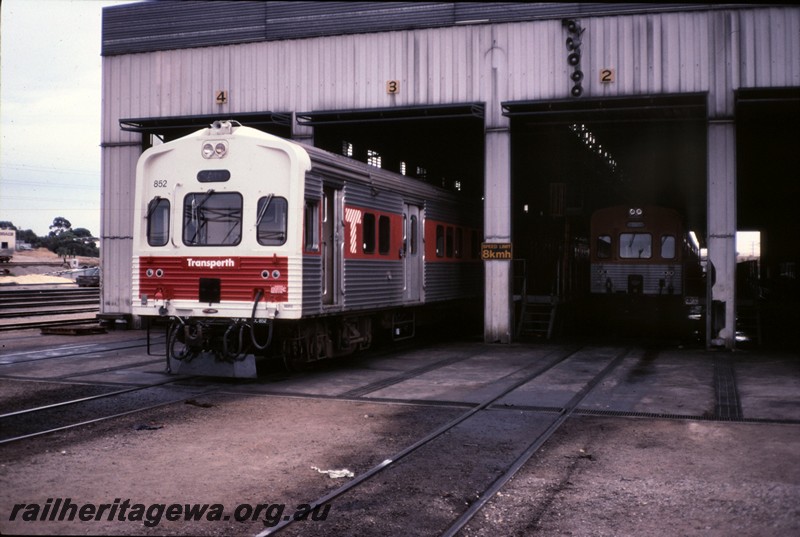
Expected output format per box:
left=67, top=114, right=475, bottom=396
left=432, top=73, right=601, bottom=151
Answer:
left=322, top=186, right=342, bottom=306
left=403, top=204, right=423, bottom=302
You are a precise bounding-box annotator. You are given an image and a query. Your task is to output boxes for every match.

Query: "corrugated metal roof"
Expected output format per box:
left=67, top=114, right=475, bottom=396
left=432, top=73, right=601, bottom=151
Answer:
left=265, top=2, right=455, bottom=39
left=102, top=2, right=766, bottom=56
left=103, top=1, right=267, bottom=54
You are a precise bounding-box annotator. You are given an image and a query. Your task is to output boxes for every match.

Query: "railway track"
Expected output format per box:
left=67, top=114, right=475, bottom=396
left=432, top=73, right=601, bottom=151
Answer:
left=0, top=334, right=164, bottom=369
left=2, top=334, right=791, bottom=536
left=248, top=343, right=795, bottom=537
left=250, top=345, right=629, bottom=536
left=0, top=325, right=194, bottom=445
left=0, top=377, right=205, bottom=445
left=1, top=341, right=624, bottom=516
left=0, top=287, right=100, bottom=331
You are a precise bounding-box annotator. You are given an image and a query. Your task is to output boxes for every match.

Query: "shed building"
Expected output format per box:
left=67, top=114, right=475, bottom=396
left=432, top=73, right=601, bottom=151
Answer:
left=101, top=2, right=800, bottom=348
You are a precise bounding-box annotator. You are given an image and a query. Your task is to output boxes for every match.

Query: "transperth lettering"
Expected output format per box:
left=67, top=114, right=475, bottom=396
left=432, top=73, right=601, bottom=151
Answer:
left=186, top=258, right=236, bottom=269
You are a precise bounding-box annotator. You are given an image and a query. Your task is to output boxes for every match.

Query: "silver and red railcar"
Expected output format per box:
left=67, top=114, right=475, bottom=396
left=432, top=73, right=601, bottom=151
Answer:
left=132, top=121, right=481, bottom=376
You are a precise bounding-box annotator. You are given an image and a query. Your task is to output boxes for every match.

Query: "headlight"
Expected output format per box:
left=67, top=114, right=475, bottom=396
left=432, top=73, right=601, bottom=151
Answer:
left=201, top=141, right=228, bottom=159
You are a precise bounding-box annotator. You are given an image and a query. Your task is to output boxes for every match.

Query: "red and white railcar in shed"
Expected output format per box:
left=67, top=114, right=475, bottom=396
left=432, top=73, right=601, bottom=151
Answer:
left=132, top=121, right=481, bottom=376
left=588, top=205, right=704, bottom=336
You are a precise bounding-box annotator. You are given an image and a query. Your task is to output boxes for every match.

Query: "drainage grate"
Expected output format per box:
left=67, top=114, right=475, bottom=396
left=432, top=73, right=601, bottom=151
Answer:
left=714, top=356, right=743, bottom=420
left=573, top=408, right=800, bottom=425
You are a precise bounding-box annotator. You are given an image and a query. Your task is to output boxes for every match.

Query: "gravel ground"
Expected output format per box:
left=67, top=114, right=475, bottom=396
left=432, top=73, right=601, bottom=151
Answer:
left=2, top=389, right=798, bottom=536
left=463, top=416, right=800, bottom=537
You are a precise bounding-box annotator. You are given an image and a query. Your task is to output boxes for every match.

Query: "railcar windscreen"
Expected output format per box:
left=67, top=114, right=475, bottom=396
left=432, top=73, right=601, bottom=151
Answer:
left=183, top=192, right=243, bottom=246
left=619, top=233, right=652, bottom=259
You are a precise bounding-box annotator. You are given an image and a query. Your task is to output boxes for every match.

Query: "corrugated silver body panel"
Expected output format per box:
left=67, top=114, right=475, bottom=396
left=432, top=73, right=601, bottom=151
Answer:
left=425, top=197, right=474, bottom=227
left=425, top=263, right=483, bottom=302
left=302, top=255, right=323, bottom=315
left=344, top=181, right=403, bottom=214
left=301, top=172, right=324, bottom=316
left=343, top=260, right=404, bottom=310
left=590, top=263, right=684, bottom=296
left=341, top=179, right=403, bottom=311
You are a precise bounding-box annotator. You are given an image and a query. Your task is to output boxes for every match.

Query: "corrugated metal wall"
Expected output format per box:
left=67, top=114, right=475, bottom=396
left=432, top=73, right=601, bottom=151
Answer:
left=102, top=7, right=800, bottom=137
left=100, top=145, right=138, bottom=319
left=100, top=6, right=800, bottom=317
left=102, top=2, right=729, bottom=56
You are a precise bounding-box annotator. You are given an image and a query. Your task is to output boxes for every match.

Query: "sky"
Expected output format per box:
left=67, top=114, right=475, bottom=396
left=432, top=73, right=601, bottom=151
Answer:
left=0, top=0, right=134, bottom=237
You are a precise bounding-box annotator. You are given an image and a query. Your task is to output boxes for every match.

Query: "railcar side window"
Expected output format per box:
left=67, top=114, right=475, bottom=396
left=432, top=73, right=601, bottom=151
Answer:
left=378, top=216, right=391, bottom=255
left=436, top=225, right=445, bottom=257
left=363, top=213, right=376, bottom=253
left=304, top=200, right=320, bottom=252
left=455, top=228, right=463, bottom=258
left=183, top=192, right=242, bottom=246
left=256, top=196, right=288, bottom=246
left=619, top=233, right=652, bottom=259
left=146, top=197, right=170, bottom=246
left=445, top=227, right=454, bottom=257
left=596, top=235, right=612, bottom=259
left=660, top=235, right=676, bottom=259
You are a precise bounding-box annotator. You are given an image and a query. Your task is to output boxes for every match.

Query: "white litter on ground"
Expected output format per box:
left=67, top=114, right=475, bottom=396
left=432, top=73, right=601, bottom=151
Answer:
left=311, top=466, right=355, bottom=479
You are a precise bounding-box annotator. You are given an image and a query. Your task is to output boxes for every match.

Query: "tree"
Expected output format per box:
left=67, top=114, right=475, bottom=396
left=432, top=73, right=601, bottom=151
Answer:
left=0, top=221, right=16, bottom=230
left=49, top=217, right=72, bottom=237
left=16, top=229, right=41, bottom=247
left=46, top=230, right=99, bottom=258
left=42, top=220, right=99, bottom=258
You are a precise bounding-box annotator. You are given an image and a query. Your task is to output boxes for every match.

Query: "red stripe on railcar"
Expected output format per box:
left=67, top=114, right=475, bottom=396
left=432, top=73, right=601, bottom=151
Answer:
left=424, top=219, right=481, bottom=262
left=138, top=256, right=289, bottom=302
left=342, top=205, right=404, bottom=260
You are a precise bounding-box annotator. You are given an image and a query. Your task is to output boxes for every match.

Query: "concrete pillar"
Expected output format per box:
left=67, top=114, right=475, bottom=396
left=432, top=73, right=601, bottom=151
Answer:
left=706, top=119, right=737, bottom=349
left=483, top=38, right=512, bottom=343
left=484, top=128, right=513, bottom=343
left=705, top=11, right=738, bottom=350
